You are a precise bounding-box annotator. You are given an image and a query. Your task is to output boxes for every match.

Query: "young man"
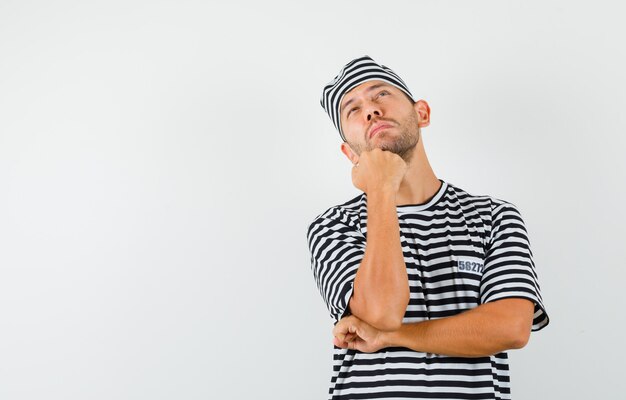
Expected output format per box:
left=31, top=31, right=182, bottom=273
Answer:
left=306, top=55, right=550, bottom=400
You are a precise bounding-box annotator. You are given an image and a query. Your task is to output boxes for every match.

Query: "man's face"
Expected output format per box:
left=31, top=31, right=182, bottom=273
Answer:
left=339, top=80, right=422, bottom=162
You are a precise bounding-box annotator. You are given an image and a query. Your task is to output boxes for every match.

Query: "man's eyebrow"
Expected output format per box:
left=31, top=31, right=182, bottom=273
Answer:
left=340, top=83, right=391, bottom=114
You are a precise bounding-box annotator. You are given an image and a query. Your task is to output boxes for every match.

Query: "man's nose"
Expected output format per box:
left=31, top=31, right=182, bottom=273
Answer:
left=365, top=103, right=382, bottom=121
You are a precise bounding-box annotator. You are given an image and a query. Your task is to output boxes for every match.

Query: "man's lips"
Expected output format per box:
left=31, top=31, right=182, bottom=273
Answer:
left=369, top=123, right=393, bottom=139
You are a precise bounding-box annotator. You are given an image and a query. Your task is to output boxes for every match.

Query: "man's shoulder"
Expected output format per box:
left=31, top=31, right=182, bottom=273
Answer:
left=306, top=192, right=366, bottom=234
left=446, top=180, right=516, bottom=213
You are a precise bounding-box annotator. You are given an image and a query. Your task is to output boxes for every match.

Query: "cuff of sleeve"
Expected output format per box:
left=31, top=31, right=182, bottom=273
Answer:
left=483, top=293, right=550, bottom=332
left=332, top=281, right=354, bottom=324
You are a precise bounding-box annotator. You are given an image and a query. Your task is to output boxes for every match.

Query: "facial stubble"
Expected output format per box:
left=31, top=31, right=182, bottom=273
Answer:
left=349, top=111, right=421, bottom=164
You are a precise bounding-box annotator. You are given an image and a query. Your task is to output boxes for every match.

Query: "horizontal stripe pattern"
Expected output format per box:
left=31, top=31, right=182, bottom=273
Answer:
left=306, top=179, right=549, bottom=399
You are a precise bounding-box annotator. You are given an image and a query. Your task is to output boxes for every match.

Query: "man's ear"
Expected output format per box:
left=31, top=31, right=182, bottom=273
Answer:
left=414, top=100, right=430, bottom=128
left=340, top=142, right=359, bottom=165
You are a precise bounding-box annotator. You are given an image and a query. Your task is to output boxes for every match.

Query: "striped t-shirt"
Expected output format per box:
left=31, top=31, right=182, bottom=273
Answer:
left=306, top=178, right=549, bottom=400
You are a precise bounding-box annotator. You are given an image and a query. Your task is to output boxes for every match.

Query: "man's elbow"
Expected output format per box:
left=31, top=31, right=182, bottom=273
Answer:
left=508, top=320, right=532, bottom=349
left=350, top=295, right=408, bottom=331
left=369, top=312, right=404, bottom=331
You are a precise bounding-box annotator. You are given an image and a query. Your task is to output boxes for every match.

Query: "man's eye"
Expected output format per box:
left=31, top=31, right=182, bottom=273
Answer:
left=378, top=90, right=389, bottom=97
left=348, top=107, right=358, bottom=116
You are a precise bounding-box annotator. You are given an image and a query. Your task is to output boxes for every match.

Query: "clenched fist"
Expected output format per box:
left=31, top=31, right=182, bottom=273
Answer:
left=332, top=315, right=389, bottom=353
left=351, top=148, right=408, bottom=195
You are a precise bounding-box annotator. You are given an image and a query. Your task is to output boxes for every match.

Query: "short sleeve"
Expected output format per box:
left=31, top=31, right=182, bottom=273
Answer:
left=480, top=202, right=550, bottom=331
left=306, top=209, right=366, bottom=324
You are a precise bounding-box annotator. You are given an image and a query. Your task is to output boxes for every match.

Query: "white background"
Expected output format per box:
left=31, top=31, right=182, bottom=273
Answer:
left=1, top=1, right=625, bottom=399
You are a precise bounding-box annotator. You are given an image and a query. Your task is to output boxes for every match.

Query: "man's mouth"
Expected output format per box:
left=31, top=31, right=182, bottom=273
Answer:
left=369, top=123, right=393, bottom=139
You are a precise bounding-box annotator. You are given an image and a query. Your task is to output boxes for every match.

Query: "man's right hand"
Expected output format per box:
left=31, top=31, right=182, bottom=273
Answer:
left=351, top=148, right=408, bottom=195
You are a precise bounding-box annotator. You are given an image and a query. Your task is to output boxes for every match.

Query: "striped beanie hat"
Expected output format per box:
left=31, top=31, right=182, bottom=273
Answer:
left=320, top=55, right=416, bottom=142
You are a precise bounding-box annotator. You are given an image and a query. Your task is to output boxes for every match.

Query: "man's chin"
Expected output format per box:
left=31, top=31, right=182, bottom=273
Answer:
left=367, top=135, right=396, bottom=149
left=367, top=132, right=391, bottom=146
left=369, top=143, right=399, bottom=155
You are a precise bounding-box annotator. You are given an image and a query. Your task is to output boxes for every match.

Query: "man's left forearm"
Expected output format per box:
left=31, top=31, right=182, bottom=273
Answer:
left=381, top=298, right=535, bottom=357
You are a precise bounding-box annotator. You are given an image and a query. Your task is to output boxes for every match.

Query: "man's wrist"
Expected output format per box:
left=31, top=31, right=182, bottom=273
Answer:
left=381, top=325, right=402, bottom=348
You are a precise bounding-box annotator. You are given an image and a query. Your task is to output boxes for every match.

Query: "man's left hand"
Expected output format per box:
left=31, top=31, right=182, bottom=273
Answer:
left=332, top=315, right=389, bottom=353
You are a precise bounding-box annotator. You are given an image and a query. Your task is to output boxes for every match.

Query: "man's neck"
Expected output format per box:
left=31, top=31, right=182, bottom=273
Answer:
left=395, top=144, right=440, bottom=207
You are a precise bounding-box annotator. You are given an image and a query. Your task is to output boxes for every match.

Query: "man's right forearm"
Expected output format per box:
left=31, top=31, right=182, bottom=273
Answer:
left=348, top=189, right=410, bottom=331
